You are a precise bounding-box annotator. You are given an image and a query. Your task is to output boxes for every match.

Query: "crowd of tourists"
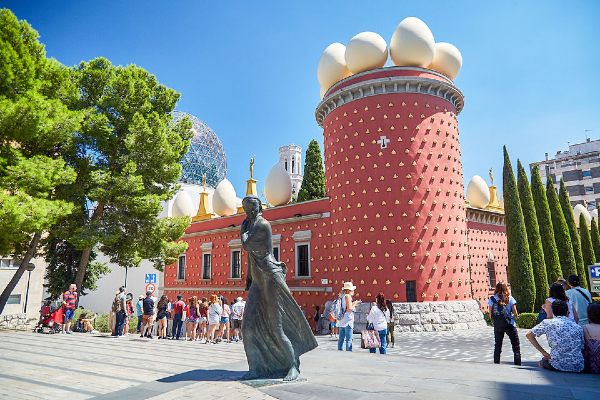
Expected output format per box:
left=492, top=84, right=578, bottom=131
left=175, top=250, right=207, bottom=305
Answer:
left=489, top=275, right=600, bottom=373
left=105, top=287, right=246, bottom=343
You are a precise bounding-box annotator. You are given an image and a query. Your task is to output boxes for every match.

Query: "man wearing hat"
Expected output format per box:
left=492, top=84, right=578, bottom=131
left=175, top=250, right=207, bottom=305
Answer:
left=338, top=282, right=361, bottom=351
left=135, top=294, right=144, bottom=333
left=231, top=296, right=246, bottom=342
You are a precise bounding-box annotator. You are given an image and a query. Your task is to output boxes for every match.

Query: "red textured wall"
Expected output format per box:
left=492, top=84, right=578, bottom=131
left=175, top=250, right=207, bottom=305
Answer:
left=322, top=69, right=470, bottom=302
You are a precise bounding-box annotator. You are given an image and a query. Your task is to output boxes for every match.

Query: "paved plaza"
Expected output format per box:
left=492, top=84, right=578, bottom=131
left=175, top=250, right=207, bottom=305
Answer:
left=1, top=328, right=598, bottom=399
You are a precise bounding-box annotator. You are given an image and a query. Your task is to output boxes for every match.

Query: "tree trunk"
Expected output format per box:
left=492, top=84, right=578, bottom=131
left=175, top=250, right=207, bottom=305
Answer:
left=74, top=203, right=104, bottom=302
left=0, top=232, right=43, bottom=314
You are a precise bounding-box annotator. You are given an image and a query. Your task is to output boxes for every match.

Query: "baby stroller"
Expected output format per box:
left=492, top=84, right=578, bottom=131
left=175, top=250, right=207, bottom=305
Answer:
left=35, top=302, right=64, bottom=334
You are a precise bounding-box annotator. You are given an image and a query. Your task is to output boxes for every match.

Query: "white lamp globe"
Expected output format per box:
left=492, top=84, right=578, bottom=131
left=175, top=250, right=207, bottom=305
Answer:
left=344, top=32, right=388, bottom=74
left=466, top=175, right=490, bottom=209
left=389, top=17, right=435, bottom=67
left=317, top=43, right=352, bottom=91
left=428, top=42, right=463, bottom=80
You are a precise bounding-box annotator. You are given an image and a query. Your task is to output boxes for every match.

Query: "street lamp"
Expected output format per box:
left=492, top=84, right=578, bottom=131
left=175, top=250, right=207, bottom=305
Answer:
left=23, top=262, right=35, bottom=314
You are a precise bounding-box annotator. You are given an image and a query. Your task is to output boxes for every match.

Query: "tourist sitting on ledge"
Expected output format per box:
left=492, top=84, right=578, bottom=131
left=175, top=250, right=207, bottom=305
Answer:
left=526, top=300, right=584, bottom=372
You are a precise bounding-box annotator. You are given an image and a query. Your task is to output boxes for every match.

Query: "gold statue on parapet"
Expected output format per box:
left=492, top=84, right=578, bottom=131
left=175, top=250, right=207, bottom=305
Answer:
left=202, top=173, right=207, bottom=192
left=489, top=168, right=494, bottom=186
left=250, top=156, right=255, bottom=179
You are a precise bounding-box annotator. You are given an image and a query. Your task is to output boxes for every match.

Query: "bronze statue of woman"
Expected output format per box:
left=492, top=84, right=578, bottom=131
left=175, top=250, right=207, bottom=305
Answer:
left=240, top=195, right=317, bottom=381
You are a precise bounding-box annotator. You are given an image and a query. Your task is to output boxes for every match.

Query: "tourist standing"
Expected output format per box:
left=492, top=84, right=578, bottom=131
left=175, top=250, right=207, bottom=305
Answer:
left=526, top=300, right=584, bottom=372
left=313, top=305, right=321, bottom=334
left=135, top=295, right=144, bottom=333
left=185, top=296, right=200, bottom=341
left=385, top=299, right=395, bottom=349
left=337, top=282, right=361, bottom=352
left=207, top=294, right=222, bottom=343
left=231, top=296, right=245, bottom=342
left=218, top=296, right=231, bottom=342
left=140, top=291, right=155, bottom=339
left=61, top=283, right=78, bottom=334
left=488, top=282, right=521, bottom=365
left=584, top=303, right=600, bottom=373
left=124, top=295, right=134, bottom=335
left=366, top=292, right=389, bottom=354
left=171, top=294, right=185, bottom=340
left=566, top=275, right=593, bottom=326
left=544, top=282, right=579, bottom=323
left=156, top=295, right=169, bottom=339
left=197, top=297, right=208, bottom=342
left=111, top=287, right=128, bottom=337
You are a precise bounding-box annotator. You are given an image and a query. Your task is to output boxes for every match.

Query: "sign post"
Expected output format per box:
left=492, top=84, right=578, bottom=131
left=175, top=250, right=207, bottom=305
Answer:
left=589, top=264, right=600, bottom=294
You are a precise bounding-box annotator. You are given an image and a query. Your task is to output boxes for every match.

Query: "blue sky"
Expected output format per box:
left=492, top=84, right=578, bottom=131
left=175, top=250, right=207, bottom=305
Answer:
left=5, top=1, right=600, bottom=196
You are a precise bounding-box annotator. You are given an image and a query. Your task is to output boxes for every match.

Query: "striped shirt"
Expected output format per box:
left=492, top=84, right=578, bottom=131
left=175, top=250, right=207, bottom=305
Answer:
left=63, top=291, right=77, bottom=309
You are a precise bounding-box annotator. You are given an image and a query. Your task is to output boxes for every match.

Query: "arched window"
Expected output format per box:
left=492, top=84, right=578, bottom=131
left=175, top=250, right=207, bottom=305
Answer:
left=292, top=158, right=295, bottom=174
left=284, top=161, right=288, bottom=171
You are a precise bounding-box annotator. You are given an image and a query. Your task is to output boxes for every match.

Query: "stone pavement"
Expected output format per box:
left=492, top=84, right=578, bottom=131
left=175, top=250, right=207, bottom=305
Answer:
left=0, top=328, right=598, bottom=400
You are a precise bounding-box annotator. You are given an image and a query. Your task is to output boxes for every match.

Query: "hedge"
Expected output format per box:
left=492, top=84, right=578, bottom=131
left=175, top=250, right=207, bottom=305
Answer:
left=516, top=313, right=538, bottom=329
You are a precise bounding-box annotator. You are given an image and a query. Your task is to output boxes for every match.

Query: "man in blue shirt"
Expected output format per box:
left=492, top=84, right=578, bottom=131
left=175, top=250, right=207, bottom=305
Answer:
left=566, top=274, right=592, bottom=326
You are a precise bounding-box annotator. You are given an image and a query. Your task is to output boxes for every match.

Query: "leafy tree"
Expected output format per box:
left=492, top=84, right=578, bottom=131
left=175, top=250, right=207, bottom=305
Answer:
left=579, top=214, right=594, bottom=290
left=558, top=179, right=587, bottom=287
left=70, top=58, right=193, bottom=293
left=546, top=177, right=577, bottom=278
left=591, top=218, right=600, bottom=262
left=517, top=161, right=548, bottom=309
left=503, top=147, right=535, bottom=312
left=530, top=166, right=562, bottom=283
left=297, top=139, right=326, bottom=202
left=0, top=10, right=80, bottom=313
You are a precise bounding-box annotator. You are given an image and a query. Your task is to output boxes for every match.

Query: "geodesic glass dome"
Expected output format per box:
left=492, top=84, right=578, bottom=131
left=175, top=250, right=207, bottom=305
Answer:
left=172, top=111, right=227, bottom=188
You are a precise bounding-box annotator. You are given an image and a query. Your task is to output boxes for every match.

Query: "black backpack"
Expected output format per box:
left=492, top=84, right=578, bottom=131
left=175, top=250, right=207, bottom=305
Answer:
left=490, top=297, right=512, bottom=328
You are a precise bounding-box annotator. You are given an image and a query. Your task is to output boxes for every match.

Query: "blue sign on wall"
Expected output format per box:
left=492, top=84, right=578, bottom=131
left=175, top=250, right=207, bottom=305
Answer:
left=590, top=265, right=600, bottom=279
left=145, top=273, right=157, bottom=284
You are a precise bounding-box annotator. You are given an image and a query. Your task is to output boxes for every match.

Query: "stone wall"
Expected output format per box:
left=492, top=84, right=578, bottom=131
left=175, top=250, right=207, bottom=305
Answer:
left=0, top=313, right=36, bottom=331
left=353, top=300, right=486, bottom=333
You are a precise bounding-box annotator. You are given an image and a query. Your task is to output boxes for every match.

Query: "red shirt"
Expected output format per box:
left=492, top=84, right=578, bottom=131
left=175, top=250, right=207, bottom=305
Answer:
left=173, top=300, right=185, bottom=315
left=63, top=291, right=77, bottom=310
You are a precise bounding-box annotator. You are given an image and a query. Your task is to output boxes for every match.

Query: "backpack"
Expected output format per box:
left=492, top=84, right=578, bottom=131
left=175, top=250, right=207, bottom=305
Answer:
left=112, top=295, right=123, bottom=313
left=490, top=297, right=512, bottom=328
left=536, top=307, right=547, bottom=324
left=332, top=296, right=346, bottom=321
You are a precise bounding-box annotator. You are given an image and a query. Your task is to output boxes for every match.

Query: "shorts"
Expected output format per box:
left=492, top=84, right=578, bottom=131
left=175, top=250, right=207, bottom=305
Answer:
left=157, top=312, right=167, bottom=320
left=64, top=308, right=75, bottom=322
left=198, top=317, right=207, bottom=324
left=220, top=317, right=229, bottom=324
left=142, top=314, right=153, bottom=324
left=232, top=319, right=242, bottom=329
left=330, top=321, right=337, bottom=328
left=187, top=318, right=199, bottom=323
left=208, top=319, right=220, bottom=326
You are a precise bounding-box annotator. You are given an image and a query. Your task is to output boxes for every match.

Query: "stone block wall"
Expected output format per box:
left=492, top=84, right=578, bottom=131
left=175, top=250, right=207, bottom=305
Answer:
left=353, top=300, right=486, bottom=333
left=0, top=313, right=36, bottom=331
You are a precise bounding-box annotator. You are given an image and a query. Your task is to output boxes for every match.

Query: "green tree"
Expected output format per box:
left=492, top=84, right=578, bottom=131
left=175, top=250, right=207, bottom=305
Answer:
left=558, top=179, right=587, bottom=288
left=517, top=161, right=548, bottom=309
left=0, top=10, right=80, bottom=313
left=591, top=218, right=600, bottom=262
left=546, top=177, right=577, bottom=278
left=70, top=58, right=193, bottom=293
left=503, top=147, right=535, bottom=312
left=530, top=166, right=562, bottom=283
left=579, top=214, right=594, bottom=290
left=297, top=139, right=326, bottom=202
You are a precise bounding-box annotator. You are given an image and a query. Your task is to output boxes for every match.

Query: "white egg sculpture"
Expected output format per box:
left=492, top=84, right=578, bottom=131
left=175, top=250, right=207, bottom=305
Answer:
left=591, top=208, right=598, bottom=222
left=428, top=42, right=462, bottom=80
left=171, top=191, right=195, bottom=217
left=573, top=204, right=592, bottom=228
left=320, top=86, right=327, bottom=100
left=466, top=175, right=490, bottom=209
left=212, top=178, right=238, bottom=216
left=390, top=17, right=435, bottom=67
left=317, top=43, right=352, bottom=91
left=344, top=32, right=388, bottom=73
left=264, top=163, right=293, bottom=206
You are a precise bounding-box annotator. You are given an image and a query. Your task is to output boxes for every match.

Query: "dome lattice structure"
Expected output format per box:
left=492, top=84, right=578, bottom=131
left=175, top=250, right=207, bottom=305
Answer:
left=173, top=111, right=227, bottom=188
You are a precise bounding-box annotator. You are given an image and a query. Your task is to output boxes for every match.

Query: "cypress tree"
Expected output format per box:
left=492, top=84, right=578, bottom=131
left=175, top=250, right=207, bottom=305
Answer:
left=297, top=139, right=326, bottom=202
left=546, top=177, right=577, bottom=278
left=530, top=166, right=562, bottom=283
left=517, top=161, right=548, bottom=310
left=591, top=218, right=600, bottom=262
left=503, top=147, right=535, bottom=312
left=579, top=214, right=593, bottom=289
left=558, top=179, right=587, bottom=286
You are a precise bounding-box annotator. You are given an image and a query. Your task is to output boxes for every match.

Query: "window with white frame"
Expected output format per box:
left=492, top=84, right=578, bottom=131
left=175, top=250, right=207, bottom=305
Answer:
left=7, top=294, right=21, bottom=305
left=177, top=255, right=186, bottom=280
left=231, top=250, right=241, bottom=279
left=272, top=234, right=281, bottom=262
left=202, top=253, right=211, bottom=280
left=292, top=230, right=312, bottom=277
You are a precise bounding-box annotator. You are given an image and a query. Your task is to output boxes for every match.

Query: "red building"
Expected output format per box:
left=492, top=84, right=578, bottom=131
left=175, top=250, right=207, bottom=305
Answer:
left=163, top=67, right=508, bottom=318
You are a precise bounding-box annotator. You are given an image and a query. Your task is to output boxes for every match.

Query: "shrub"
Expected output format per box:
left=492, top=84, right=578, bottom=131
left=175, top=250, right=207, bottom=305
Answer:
left=94, top=313, right=111, bottom=333
left=73, top=308, right=94, bottom=321
left=129, top=316, right=138, bottom=332
left=482, top=311, right=492, bottom=326
left=516, top=313, right=538, bottom=329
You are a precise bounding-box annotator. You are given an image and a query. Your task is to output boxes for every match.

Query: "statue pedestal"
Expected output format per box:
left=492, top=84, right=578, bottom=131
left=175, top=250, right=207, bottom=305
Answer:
left=240, top=377, right=307, bottom=388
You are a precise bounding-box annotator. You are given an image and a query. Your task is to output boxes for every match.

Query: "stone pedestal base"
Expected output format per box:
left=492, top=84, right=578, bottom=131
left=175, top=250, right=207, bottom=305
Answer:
left=353, top=300, right=486, bottom=333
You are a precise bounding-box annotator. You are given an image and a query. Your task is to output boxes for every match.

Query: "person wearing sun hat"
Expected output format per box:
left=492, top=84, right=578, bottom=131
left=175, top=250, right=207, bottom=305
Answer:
left=337, top=281, right=361, bottom=351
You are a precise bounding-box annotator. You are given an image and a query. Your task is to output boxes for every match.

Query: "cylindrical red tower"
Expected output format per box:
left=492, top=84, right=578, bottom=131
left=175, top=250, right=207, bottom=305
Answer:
left=316, top=67, right=469, bottom=302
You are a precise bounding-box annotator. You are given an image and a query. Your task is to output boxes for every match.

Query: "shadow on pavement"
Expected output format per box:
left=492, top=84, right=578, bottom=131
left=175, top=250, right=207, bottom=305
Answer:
left=158, top=369, right=245, bottom=383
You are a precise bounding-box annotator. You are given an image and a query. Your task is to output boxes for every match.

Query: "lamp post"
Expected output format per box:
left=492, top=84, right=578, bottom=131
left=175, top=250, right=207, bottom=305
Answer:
left=23, top=262, right=35, bottom=314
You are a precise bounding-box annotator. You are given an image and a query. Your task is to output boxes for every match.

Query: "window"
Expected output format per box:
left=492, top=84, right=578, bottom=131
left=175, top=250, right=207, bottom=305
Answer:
left=177, top=255, right=186, bottom=280
left=0, top=259, right=16, bottom=269
left=202, top=253, right=212, bottom=280
left=406, top=281, right=417, bottom=302
left=487, top=261, right=496, bottom=288
left=296, top=244, right=310, bottom=277
left=583, top=170, right=592, bottom=178
left=231, top=250, right=241, bottom=279
left=284, top=161, right=288, bottom=171
left=292, top=159, right=295, bottom=174
left=273, top=246, right=280, bottom=262
left=586, top=186, right=594, bottom=193
left=7, top=294, right=21, bottom=305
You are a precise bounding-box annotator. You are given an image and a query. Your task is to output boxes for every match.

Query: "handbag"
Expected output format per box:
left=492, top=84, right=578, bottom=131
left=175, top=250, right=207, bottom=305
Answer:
left=361, top=323, right=381, bottom=349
